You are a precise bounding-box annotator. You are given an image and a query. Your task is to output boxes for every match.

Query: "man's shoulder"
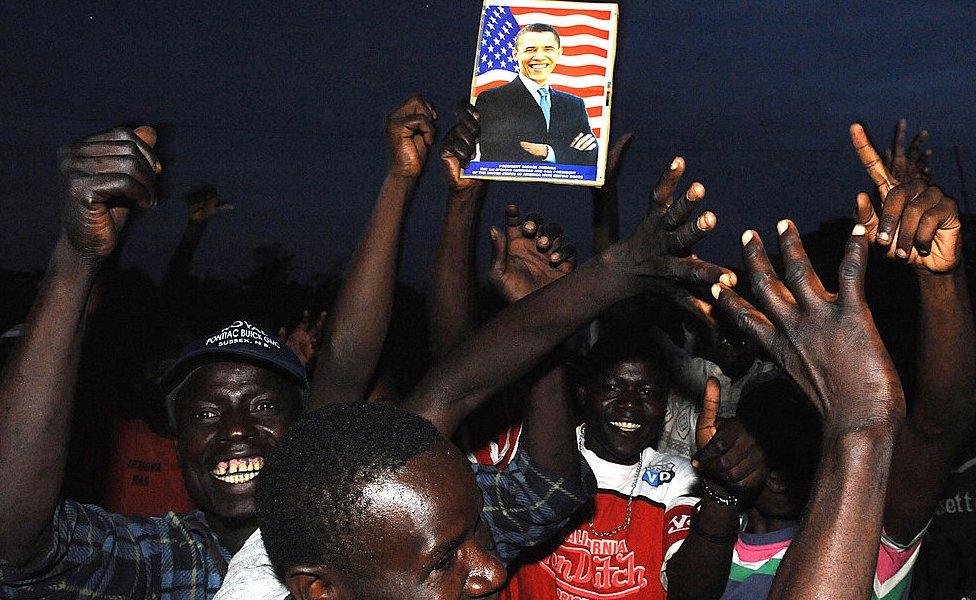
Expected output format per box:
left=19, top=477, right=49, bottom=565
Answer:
left=478, top=77, right=525, bottom=101
left=550, top=87, right=585, bottom=105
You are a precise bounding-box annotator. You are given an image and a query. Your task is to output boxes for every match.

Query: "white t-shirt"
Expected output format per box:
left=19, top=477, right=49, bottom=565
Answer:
left=214, top=528, right=287, bottom=600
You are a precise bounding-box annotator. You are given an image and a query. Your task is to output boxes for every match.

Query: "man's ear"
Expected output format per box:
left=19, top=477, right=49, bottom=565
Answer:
left=576, top=384, right=588, bottom=408
left=286, top=565, right=342, bottom=600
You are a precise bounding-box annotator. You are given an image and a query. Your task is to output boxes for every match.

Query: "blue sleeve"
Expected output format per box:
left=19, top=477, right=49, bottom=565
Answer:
left=472, top=448, right=596, bottom=565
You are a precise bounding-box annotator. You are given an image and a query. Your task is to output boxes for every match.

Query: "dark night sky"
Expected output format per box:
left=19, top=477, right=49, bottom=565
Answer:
left=1, top=2, right=974, bottom=285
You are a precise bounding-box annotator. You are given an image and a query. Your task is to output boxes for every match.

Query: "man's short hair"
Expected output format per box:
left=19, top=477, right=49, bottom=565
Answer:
left=515, top=23, right=561, bottom=49
left=581, top=329, right=665, bottom=384
left=256, top=402, right=441, bottom=577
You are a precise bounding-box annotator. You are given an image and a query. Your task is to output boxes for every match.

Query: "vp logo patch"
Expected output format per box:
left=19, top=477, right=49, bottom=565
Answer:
left=642, top=462, right=675, bottom=487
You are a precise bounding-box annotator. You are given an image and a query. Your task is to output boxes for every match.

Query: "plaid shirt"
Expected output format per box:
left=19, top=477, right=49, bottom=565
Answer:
left=0, top=500, right=229, bottom=599
left=474, top=448, right=596, bottom=565
left=1, top=450, right=594, bottom=599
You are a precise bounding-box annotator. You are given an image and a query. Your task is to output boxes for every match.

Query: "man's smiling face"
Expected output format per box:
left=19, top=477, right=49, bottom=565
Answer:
left=514, top=30, right=562, bottom=85
left=581, top=358, right=669, bottom=465
left=174, top=361, right=302, bottom=521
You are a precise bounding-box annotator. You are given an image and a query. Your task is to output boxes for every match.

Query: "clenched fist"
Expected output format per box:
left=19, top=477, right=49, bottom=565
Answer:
left=58, top=126, right=160, bottom=259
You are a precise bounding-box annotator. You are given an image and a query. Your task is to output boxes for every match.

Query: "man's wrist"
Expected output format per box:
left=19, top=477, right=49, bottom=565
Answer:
left=447, top=186, right=484, bottom=208
left=700, top=479, right=740, bottom=507
left=51, top=237, right=101, bottom=283
left=595, top=246, right=646, bottom=297
left=917, top=262, right=965, bottom=284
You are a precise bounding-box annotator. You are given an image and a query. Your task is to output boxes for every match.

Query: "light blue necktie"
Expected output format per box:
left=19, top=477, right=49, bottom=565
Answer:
left=538, top=88, right=551, bottom=130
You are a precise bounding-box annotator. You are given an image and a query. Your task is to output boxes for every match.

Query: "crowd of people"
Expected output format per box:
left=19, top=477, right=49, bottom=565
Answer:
left=0, top=89, right=973, bottom=600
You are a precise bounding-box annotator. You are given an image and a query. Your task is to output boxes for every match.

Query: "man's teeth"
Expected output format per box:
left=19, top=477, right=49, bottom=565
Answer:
left=611, top=421, right=641, bottom=432
left=212, top=456, right=264, bottom=483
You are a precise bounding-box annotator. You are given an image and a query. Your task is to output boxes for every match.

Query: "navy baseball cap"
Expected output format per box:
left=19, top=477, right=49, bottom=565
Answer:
left=163, top=320, right=308, bottom=430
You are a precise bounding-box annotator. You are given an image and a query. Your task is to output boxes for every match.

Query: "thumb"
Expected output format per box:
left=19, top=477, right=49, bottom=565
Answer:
left=133, top=125, right=163, bottom=175
left=855, top=192, right=879, bottom=241
left=488, top=226, right=508, bottom=281
left=134, top=125, right=157, bottom=147
left=696, top=377, right=721, bottom=451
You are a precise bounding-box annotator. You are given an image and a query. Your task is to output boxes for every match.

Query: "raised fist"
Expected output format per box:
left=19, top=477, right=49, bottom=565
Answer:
left=386, top=94, right=437, bottom=179
left=58, top=125, right=160, bottom=259
left=185, top=185, right=232, bottom=224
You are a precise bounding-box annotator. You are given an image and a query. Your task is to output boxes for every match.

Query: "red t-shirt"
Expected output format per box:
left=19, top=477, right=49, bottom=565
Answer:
left=103, top=418, right=195, bottom=516
left=502, top=427, right=699, bottom=600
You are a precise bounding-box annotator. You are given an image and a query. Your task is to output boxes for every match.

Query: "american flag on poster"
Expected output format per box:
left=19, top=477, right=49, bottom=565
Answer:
left=473, top=3, right=613, bottom=138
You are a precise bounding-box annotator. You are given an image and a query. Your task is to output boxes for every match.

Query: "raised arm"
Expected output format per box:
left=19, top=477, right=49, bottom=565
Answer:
left=713, top=219, right=905, bottom=600
left=403, top=157, right=736, bottom=437
left=0, top=126, right=159, bottom=567
left=163, top=185, right=232, bottom=291
left=850, top=122, right=975, bottom=544
left=666, top=380, right=767, bottom=600
left=310, top=94, right=435, bottom=408
left=428, top=104, right=486, bottom=358
left=590, top=133, right=632, bottom=253
left=487, top=204, right=579, bottom=483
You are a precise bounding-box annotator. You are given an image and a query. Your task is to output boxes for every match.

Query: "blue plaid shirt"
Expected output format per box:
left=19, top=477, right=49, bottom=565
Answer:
left=1, top=450, right=594, bottom=598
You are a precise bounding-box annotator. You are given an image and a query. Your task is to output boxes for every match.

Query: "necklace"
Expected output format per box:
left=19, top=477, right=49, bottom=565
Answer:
left=579, top=424, right=645, bottom=538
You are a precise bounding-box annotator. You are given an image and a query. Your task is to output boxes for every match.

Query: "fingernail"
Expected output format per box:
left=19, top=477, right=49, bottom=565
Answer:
left=877, top=230, right=889, bottom=242
left=691, top=460, right=700, bottom=469
left=720, top=272, right=737, bottom=287
left=490, top=229, right=498, bottom=241
left=852, top=224, right=866, bottom=236
left=895, top=248, right=908, bottom=259
left=537, top=236, right=549, bottom=246
left=670, top=158, right=680, bottom=170
left=550, top=253, right=560, bottom=261
left=741, top=230, right=754, bottom=246
left=711, top=283, right=722, bottom=300
left=776, top=220, right=790, bottom=235
left=919, top=248, right=930, bottom=256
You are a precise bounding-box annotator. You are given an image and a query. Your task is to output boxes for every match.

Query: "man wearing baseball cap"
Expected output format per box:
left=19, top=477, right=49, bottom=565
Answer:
left=0, top=108, right=426, bottom=598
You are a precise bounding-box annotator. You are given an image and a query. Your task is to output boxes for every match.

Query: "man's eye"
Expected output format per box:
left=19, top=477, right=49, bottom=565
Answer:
left=193, top=410, right=218, bottom=420
left=254, top=401, right=276, bottom=412
left=433, top=550, right=458, bottom=572
left=639, top=386, right=655, bottom=397
left=605, top=383, right=619, bottom=394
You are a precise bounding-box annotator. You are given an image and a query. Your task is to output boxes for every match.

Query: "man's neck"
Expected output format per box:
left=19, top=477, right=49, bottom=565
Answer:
left=518, top=72, right=549, bottom=94
left=582, top=433, right=643, bottom=467
left=745, top=507, right=798, bottom=535
left=205, top=511, right=258, bottom=554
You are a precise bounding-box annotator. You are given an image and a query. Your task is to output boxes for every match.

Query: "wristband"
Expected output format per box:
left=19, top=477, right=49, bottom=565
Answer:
left=702, top=479, right=740, bottom=507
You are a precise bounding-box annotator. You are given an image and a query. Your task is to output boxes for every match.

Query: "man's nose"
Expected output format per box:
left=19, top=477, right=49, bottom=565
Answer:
left=616, top=390, right=639, bottom=410
left=463, top=543, right=506, bottom=597
left=219, top=409, right=257, bottom=441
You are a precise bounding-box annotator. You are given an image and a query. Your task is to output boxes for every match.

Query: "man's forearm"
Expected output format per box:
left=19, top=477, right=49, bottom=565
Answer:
left=666, top=500, right=740, bottom=600
left=912, top=266, right=976, bottom=436
left=591, top=185, right=620, bottom=254
left=404, top=250, right=641, bottom=435
left=520, top=362, right=580, bottom=486
left=311, top=172, right=415, bottom=408
left=428, top=190, right=483, bottom=358
left=769, top=426, right=897, bottom=600
left=0, top=239, right=98, bottom=565
left=883, top=265, right=976, bottom=542
left=163, top=220, right=206, bottom=289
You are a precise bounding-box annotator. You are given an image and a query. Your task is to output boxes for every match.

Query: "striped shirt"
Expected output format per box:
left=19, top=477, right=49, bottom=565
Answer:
left=722, top=525, right=924, bottom=599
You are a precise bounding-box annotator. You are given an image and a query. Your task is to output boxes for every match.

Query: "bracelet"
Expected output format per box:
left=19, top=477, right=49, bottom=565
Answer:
left=701, top=479, right=740, bottom=507
left=690, top=508, right=738, bottom=545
